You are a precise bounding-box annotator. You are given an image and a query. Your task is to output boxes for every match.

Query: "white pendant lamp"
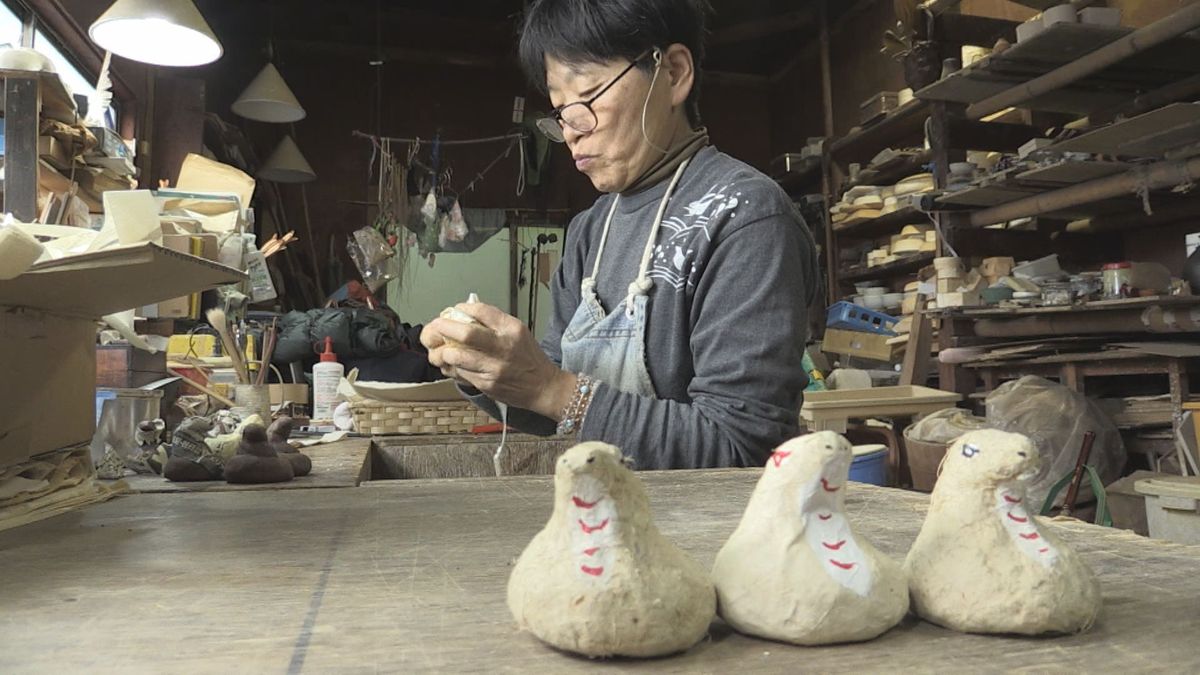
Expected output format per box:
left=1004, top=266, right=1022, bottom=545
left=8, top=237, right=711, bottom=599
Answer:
left=89, top=0, right=222, bottom=67
left=259, top=136, right=316, bottom=183
left=232, top=62, right=306, bottom=123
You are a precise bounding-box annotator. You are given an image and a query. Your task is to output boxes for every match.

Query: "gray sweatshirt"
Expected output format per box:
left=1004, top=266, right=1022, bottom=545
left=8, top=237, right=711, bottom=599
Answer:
left=467, top=145, right=818, bottom=469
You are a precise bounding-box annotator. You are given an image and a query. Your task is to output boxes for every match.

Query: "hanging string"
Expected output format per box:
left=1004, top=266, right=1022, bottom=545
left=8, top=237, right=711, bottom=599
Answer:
left=352, top=130, right=527, bottom=146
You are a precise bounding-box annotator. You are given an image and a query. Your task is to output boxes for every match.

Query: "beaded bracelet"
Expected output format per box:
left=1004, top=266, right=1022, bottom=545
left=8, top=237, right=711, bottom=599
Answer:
left=556, top=373, right=597, bottom=437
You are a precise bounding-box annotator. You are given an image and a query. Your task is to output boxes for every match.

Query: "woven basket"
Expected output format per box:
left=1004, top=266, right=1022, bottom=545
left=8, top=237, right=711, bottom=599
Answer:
left=350, top=399, right=494, bottom=435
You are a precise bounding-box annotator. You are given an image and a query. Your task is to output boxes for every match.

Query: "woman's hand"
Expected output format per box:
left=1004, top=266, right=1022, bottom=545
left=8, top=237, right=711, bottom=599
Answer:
left=421, top=302, right=576, bottom=420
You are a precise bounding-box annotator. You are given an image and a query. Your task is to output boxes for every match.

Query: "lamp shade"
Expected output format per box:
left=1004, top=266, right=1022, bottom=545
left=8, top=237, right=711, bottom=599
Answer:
left=232, top=62, right=306, bottom=123
left=259, top=136, right=316, bottom=183
left=89, top=0, right=222, bottom=67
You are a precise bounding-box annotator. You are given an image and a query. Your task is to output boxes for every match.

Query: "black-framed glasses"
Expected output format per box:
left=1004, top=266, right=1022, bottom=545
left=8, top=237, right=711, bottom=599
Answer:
left=536, top=49, right=653, bottom=143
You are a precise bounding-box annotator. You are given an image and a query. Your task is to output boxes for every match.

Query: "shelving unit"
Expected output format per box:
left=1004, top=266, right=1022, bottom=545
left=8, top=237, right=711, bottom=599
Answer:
left=842, top=252, right=936, bottom=283
left=833, top=205, right=930, bottom=239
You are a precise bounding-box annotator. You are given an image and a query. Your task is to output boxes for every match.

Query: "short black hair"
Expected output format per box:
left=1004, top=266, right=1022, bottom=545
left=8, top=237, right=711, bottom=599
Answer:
left=518, top=0, right=711, bottom=128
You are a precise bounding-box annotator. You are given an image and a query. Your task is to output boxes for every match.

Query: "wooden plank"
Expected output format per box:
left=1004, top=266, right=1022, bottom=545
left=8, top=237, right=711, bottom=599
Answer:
left=841, top=252, right=935, bottom=283
left=4, top=75, right=39, bottom=222
left=900, top=301, right=933, bottom=386
left=2, top=473, right=1200, bottom=672
left=372, top=434, right=572, bottom=479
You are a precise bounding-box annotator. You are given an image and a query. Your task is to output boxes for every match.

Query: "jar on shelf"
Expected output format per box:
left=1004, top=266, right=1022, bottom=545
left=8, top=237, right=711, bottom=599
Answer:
left=1042, top=281, right=1074, bottom=306
left=1071, top=273, right=1102, bottom=302
left=1102, top=262, right=1134, bottom=299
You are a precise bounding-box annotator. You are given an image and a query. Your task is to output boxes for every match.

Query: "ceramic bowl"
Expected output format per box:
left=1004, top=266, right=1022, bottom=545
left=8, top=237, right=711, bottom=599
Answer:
left=862, top=286, right=887, bottom=296
left=863, top=295, right=886, bottom=310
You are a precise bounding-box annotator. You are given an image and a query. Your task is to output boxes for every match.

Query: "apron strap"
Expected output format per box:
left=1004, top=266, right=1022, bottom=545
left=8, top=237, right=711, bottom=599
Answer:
left=582, top=194, right=622, bottom=294
left=624, top=156, right=692, bottom=316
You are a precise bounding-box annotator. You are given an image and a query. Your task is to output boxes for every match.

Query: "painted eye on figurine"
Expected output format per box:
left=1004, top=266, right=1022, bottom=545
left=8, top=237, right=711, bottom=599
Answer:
left=961, top=443, right=981, bottom=459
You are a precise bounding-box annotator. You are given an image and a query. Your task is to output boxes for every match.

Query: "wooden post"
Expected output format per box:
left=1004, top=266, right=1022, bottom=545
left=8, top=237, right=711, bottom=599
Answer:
left=4, top=75, right=39, bottom=222
left=818, top=0, right=838, bottom=306
left=901, top=298, right=933, bottom=386
left=508, top=221, right=519, bottom=316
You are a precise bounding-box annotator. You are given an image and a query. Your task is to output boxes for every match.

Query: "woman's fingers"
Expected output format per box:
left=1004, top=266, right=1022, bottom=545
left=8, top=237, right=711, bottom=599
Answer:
left=455, top=302, right=520, bottom=335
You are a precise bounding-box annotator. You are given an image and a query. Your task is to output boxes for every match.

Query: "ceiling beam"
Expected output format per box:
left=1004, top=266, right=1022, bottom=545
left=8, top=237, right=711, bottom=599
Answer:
left=275, top=39, right=508, bottom=70
left=709, top=9, right=816, bottom=48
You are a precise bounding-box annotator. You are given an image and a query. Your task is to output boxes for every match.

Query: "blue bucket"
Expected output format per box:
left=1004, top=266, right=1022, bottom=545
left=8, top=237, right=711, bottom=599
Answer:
left=849, top=445, right=888, bottom=486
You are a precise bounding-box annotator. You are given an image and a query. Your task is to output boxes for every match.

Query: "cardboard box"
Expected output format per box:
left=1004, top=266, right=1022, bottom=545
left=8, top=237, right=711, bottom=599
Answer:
left=0, top=243, right=243, bottom=468
left=149, top=233, right=221, bottom=319
left=822, top=328, right=897, bottom=362
left=269, top=383, right=309, bottom=407
left=96, top=344, right=168, bottom=388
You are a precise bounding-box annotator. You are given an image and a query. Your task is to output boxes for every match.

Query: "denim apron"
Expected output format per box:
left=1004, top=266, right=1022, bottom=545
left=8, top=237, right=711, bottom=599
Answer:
left=560, top=158, right=692, bottom=397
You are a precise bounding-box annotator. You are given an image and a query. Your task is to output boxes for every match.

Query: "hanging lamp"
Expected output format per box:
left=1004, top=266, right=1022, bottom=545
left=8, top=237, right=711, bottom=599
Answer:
left=232, top=62, right=306, bottom=123
left=89, top=0, right=222, bottom=67
left=259, top=135, right=316, bottom=183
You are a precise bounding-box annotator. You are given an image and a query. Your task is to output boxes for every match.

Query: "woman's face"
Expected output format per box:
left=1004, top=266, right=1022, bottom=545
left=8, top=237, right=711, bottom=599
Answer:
left=545, top=54, right=675, bottom=193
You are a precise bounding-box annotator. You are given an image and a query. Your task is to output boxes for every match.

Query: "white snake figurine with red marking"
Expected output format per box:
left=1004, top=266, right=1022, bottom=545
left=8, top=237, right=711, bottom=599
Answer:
left=506, top=442, right=715, bottom=658
left=712, top=431, right=909, bottom=645
left=905, top=429, right=1101, bottom=635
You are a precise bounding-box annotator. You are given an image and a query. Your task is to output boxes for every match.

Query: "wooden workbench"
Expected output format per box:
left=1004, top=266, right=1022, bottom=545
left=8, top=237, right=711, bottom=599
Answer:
left=2, top=471, right=1199, bottom=673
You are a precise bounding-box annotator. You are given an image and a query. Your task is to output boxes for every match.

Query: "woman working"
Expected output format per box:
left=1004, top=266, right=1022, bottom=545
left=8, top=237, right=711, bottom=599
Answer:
left=421, top=0, right=818, bottom=469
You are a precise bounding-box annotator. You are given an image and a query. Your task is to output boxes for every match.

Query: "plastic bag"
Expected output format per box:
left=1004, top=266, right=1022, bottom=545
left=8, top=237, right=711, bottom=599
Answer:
left=446, top=199, right=468, bottom=242
left=907, top=407, right=990, bottom=445
left=985, top=376, right=1126, bottom=508
left=346, top=226, right=396, bottom=292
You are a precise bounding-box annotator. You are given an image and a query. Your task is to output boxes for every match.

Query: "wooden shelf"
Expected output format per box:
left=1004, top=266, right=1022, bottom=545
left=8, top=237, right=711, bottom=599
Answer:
left=914, top=23, right=1200, bottom=117
left=844, top=151, right=932, bottom=192
left=829, top=99, right=930, bottom=165
left=936, top=295, right=1200, bottom=319
left=773, top=160, right=823, bottom=196
left=841, top=252, right=934, bottom=284
left=833, top=204, right=930, bottom=239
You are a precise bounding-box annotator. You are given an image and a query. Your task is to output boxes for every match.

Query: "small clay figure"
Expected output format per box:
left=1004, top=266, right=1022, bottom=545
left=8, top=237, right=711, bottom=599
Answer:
left=712, top=431, right=909, bottom=645
left=163, top=417, right=222, bottom=482
left=904, top=429, right=1102, bottom=635
left=223, top=424, right=295, bottom=484
left=267, top=417, right=312, bottom=477
left=507, top=442, right=715, bottom=658
left=129, top=419, right=166, bottom=474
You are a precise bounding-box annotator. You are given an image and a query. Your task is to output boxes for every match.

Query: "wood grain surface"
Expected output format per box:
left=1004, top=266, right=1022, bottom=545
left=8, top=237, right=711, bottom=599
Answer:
left=2, top=470, right=1199, bottom=673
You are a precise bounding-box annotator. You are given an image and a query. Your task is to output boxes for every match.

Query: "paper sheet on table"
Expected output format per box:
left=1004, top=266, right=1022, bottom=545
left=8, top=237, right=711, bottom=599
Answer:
left=348, top=378, right=463, bottom=402
left=171, top=154, right=254, bottom=218
left=88, top=190, right=163, bottom=252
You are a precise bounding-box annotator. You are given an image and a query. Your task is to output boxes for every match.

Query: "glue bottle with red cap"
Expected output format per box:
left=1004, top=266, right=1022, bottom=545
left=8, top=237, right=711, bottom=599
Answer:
left=312, top=336, right=344, bottom=421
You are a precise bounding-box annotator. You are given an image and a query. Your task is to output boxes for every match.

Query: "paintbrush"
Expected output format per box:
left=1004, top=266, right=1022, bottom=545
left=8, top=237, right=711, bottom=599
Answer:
left=206, top=307, right=250, bottom=384
left=256, top=318, right=279, bottom=386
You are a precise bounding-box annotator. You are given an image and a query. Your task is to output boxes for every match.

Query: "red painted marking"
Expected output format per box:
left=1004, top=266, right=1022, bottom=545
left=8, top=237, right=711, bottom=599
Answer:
left=1004, top=494, right=1021, bottom=504
left=818, top=513, right=833, bottom=521
left=1020, top=532, right=1040, bottom=541
left=770, top=450, right=792, bottom=468
left=822, top=540, right=847, bottom=551
left=572, top=496, right=598, bottom=509
left=1006, top=513, right=1028, bottom=523
left=829, top=559, right=856, bottom=570
left=582, top=547, right=599, bottom=557
left=1038, top=547, right=1050, bottom=554
left=580, top=565, right=604, bottom=577
left=821, top=478, right=840, bottom=492
left=578, top=518, right=609, bottom=534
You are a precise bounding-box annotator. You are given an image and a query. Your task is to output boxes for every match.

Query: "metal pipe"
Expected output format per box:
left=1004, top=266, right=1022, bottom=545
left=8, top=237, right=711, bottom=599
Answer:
left=967, top=3, right=1200, bottom=119
left=969, top=156, right=1200, bottom=227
